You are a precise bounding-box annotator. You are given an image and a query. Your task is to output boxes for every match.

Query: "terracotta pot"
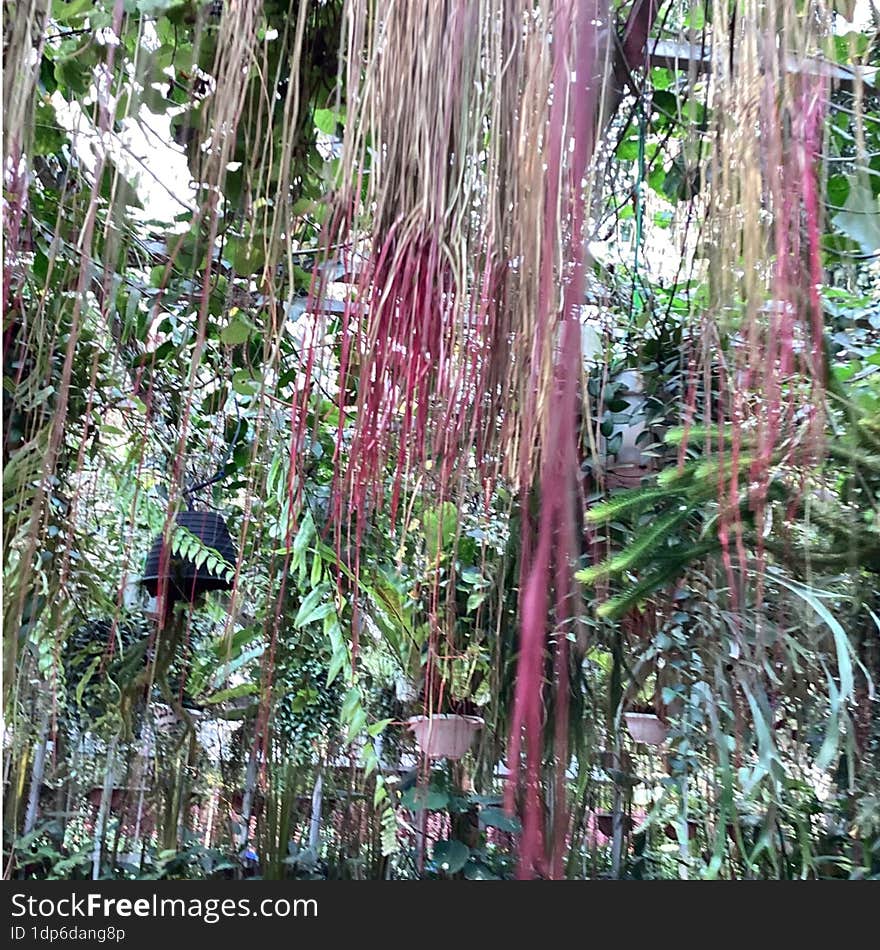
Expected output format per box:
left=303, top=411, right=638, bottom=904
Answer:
left=230, top=789, right=265, bottom=818
left=87, top=786, right=147, bottom=812
left=604, top=462, right=653, bottom=489
left=407, top=714, right=484, bottom=760
left=664, top=819, right=699, bottom=842
left=595, top=811, right=633, bottom=838
left=624, top=711, right=669, bottom=745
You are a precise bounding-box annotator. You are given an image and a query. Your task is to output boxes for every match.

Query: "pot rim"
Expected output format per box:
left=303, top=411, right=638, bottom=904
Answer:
left=407, top=714, right=485, bottom=726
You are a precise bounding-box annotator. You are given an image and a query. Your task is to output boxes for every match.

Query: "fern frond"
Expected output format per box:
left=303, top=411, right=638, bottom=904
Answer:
left=576, top=509, right=691, bottom=585
left=584, top=487, right=671, bottom=524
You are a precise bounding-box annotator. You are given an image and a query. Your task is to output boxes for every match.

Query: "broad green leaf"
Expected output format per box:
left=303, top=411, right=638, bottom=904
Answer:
left=827, top=174, right=850, bottom=209
left=423, top=501, right=458, bottom=557
left=210, top=644, right=265, bottom=689
left=220, top=312, right=254, bottom=345
left=367, top=718, right=392, bottom=737
left=833, top=178, right=880, bottom=255
left=226, top=235, right=266, bottom=275
left=52, top=0, right=94, bottom=23
left=400, top=786, right=449, bottom=811
left=314, top=107, right=342, bottom=135
left=432, top=839, right=470, bottom=874
left=327, top=648, right=347, bottom=686
left=463, top=861, right=500, bottom=880
left=231, top=369, right=259, bottom=396
left=479, top=807, right=521, bottom=833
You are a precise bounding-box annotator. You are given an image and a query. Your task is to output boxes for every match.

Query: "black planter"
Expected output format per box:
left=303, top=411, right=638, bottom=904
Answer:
left=141, top=510, right=237, bottom=601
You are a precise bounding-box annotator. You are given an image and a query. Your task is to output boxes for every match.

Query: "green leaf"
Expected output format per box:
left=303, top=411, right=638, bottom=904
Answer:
left=616, top=137, right=640, bottom=161
left=685, top=4, right=705, bottom=28
left=225, top=236, right=266, bottom=275
left=209, top=644, right=265, bottom=689
left=432, top=839, right=470, bottom=874
left=742, top=685, right=779, bottom=776
left=463, top=861, right=500, bottom=880
left=651, top=89, right=677, bottom=120
left=833, top=178, right=880, bottom=255
left=816, top=674, right=842, bottom=770
left=345, top=704, right=367, bottom=741
left=367, top=718, right=392, bottom=737
left=294, top=583, right=332, bottom=628
left=309, top=549, right=324, bottom=586
left=765, top=569, right=854, bottom=700
left=232, top=369, right=259, bottom=396
left=291, top=509, right=315, bottom=560
left=400, top=787, right=449, bottom=811
left=479, top=807, right=521, bottom=833
left=220, top=312, right=254, bottom=345
left=325, top=616, right=349, bottom=686
left=653, top=210, right=672, bottom=229
left=827, top=174, right=850, bottom=209
left=34, top=99, right=65, bottom=155
left=650, top=67, right=672, bottom=91
left=423, top=501, right=458, bottom=557
left=327, top=648, right=347, bottom=687
left=314, top=107, right=342, bottom=135
left=201, top=683, right=258, bottom=705
left=340, top=687, right=361, bottom=723
left=832, top=32, right=869, bottom=65
left=53, top=0, right=94, bottom=23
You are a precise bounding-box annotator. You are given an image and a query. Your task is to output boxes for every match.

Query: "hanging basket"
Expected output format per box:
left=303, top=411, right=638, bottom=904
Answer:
left=140, top=510, right=237, bottom=602
left=624, top=711, right=669, bottom=746
left=407, top=714, right=483, bottom=760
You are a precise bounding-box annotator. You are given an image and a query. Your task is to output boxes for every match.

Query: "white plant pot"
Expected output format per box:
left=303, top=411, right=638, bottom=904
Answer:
left=601, top=370, right=658, bottom=488
left=150, top=702, right=204, bottom=735
left=395, top=677, right=419, bottom=703
left=624, top=712, right=669, bottom=746
left=150, top=703, right=181, bottom=732
left=604, top=371, right=647, bottom=453
left=407, top=714, right=484, bottom=760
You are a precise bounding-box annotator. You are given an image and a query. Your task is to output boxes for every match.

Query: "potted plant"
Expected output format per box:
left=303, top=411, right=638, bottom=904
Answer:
left=601, top=370, right=657, bottom=489
left=408, top=713, right=484, bottom=760
left=407, top=685, right=485, bottom=759
left=406, top=623, right=488, bottom=760
left=623, top=703, right=669, bottom=746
